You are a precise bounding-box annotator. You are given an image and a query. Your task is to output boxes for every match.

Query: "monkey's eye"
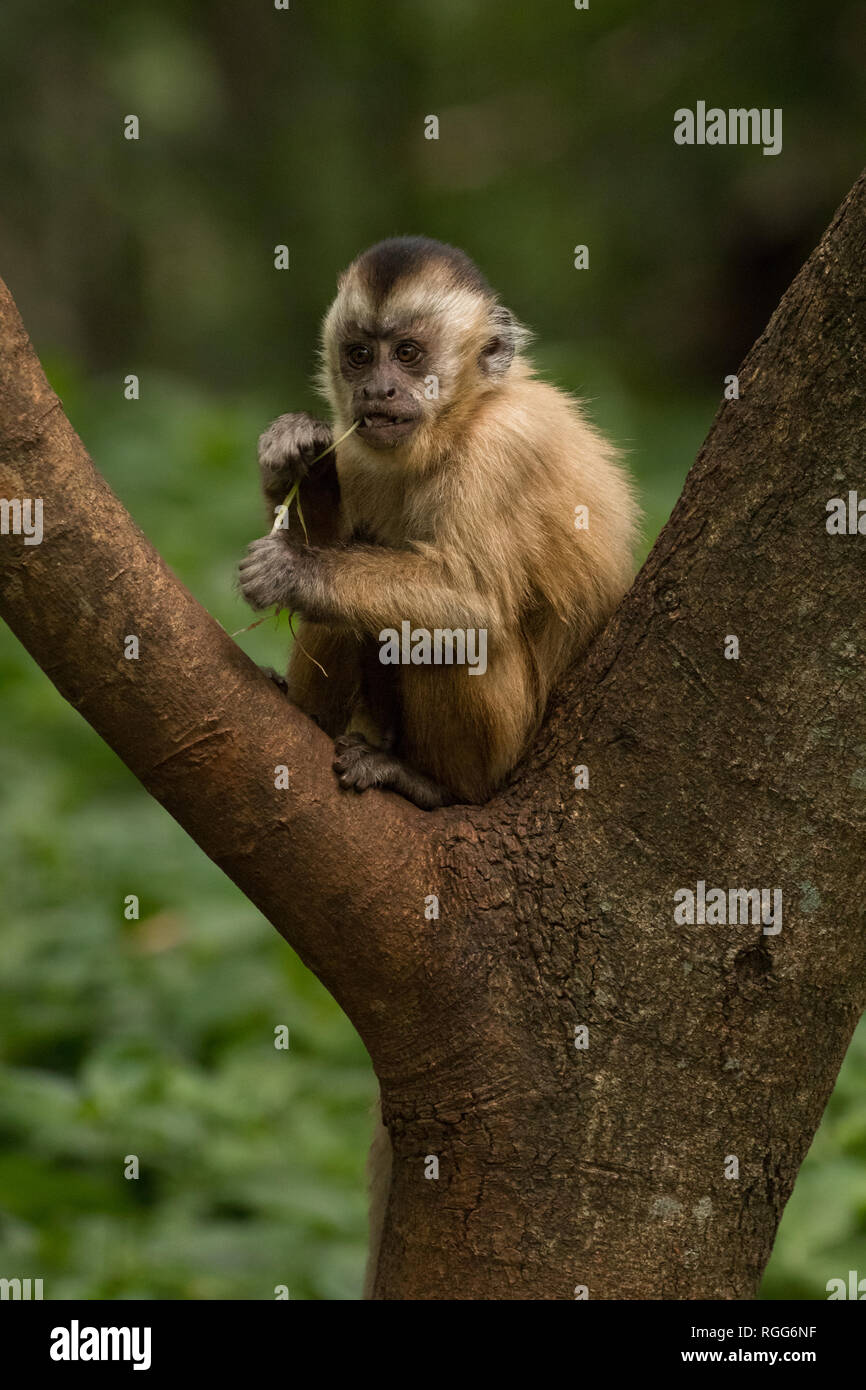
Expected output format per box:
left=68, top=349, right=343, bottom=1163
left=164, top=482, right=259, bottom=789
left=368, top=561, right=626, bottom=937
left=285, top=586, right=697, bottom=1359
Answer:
left=346, top=344, right=373, bottom=368
left=394, top=341, right=422, bottom=365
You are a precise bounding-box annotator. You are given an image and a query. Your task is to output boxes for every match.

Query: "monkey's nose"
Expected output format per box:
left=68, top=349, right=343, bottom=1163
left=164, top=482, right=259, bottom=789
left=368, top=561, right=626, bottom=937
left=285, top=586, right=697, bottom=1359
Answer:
left=362, top=385, right=397, bottom=400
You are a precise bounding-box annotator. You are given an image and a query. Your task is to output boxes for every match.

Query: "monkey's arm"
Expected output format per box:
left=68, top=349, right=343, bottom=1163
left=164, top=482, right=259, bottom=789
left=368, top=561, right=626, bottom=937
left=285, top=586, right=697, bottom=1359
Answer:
left=239, top=535, right=493, bottom=633
left=257, top=412, right=342, bottom=547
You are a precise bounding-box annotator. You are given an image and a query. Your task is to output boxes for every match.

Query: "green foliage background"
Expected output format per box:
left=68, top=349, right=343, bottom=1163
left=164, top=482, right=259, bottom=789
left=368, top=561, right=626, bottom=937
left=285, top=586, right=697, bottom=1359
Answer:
left=0, top=0, right=864, bottom=1299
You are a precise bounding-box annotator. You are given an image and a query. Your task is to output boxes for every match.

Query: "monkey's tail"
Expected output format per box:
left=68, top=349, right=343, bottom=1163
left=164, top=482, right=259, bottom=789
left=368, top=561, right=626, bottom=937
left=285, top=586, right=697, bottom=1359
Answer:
left=362, top=1093, right=392, bottom=1299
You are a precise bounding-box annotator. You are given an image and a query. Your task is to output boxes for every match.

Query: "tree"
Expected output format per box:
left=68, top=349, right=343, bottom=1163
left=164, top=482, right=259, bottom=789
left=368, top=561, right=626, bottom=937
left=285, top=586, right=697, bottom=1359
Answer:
left=1, top=170, right=864, bottom=1301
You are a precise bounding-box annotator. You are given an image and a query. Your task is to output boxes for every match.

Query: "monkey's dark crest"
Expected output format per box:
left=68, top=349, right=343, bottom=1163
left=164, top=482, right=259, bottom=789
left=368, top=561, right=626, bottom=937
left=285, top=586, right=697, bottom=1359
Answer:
left=353, top=236, right=495, bottom=306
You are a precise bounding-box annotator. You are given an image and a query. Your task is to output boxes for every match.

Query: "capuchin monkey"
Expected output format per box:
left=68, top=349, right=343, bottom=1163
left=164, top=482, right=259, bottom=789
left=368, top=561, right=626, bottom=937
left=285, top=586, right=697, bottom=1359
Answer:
left=239, top=238, right=638, bottom=1297
left=239, top=236, right=639, bottom=812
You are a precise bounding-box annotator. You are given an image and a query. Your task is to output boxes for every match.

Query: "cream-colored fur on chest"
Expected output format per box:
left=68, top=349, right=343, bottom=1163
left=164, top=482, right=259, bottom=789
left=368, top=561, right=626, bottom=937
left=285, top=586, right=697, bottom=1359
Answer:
left=337, top=447, right=444, bottom=548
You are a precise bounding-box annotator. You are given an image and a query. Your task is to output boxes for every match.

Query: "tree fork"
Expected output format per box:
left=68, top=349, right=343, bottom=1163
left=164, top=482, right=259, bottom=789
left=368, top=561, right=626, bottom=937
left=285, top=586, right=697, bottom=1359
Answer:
left=1, top=169, right=865, bottom=1299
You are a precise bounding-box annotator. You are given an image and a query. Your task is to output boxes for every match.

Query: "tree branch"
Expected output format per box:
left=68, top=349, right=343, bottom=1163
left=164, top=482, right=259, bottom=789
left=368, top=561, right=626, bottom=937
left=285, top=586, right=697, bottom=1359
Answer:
left=0, top=279, right=433, bottom=1047
left=374, top=169, right=866, bottom=1298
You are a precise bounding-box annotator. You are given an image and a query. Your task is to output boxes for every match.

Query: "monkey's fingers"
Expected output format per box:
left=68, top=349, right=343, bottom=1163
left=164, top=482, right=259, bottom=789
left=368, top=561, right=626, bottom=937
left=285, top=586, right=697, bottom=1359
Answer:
left=238, top=552, right=280, bottom=610
left=239, top=533, right=301, bottom=612
left=334, top=732, right=370, bottom=754
left=258, top=413, right=334, bottom=490
left=333, top=739, right=393, bottom=792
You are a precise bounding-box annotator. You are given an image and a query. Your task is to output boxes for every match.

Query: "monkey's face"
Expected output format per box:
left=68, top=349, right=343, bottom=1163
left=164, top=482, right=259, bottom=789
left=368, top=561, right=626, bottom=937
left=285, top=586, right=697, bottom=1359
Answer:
left=325, top=310, right=484, bottom=453
left=330, top=329, right=425, bottom=449
left=319, top=238, right=529, bottom=454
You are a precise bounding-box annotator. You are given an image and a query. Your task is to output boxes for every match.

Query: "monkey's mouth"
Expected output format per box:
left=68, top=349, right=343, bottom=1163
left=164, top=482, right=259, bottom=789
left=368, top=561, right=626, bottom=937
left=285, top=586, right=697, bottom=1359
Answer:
left=355, top=410, right=420, bottom=447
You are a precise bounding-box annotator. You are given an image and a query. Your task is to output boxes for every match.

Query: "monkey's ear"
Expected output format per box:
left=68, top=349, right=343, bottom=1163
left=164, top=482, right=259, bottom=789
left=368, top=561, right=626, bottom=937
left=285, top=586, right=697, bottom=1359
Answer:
left=479, top=306, right=527, bottom=377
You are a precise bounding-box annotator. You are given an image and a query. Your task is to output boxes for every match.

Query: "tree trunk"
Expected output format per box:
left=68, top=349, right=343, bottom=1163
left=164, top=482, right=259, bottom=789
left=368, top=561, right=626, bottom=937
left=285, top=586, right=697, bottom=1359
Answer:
left=1, top=170, right=864, bottom=1301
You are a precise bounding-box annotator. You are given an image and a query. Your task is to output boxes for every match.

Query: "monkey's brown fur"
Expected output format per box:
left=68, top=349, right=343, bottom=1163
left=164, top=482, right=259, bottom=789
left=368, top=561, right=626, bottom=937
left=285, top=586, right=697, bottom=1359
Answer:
left=240, top=236, right=639, bottom=810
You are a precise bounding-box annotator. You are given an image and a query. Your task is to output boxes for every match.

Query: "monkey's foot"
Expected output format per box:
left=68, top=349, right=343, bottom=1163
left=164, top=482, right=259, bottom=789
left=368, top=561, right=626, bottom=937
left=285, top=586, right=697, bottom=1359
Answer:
left=333, top=733, right=389, bottom=790
left=259, top=664, right=289, bottom=695
left=333, top=733, right=453, bottom=810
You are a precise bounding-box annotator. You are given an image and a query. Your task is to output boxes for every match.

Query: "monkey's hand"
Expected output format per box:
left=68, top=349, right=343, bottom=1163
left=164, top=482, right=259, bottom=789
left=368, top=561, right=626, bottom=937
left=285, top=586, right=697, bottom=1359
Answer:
left=238, top=533, right=315, bottom=613
left=258, top=412, right=334, bottom=501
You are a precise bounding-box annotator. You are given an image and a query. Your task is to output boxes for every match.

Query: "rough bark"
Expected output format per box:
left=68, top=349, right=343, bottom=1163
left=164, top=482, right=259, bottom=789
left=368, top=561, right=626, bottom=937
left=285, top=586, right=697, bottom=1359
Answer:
left=1, top=171, right=864, bottom=1301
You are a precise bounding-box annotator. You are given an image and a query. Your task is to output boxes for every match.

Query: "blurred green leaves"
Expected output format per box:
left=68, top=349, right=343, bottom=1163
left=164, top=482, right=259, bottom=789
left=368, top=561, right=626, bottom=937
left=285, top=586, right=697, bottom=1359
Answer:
left=0, top=406, right=374, bottom=1295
